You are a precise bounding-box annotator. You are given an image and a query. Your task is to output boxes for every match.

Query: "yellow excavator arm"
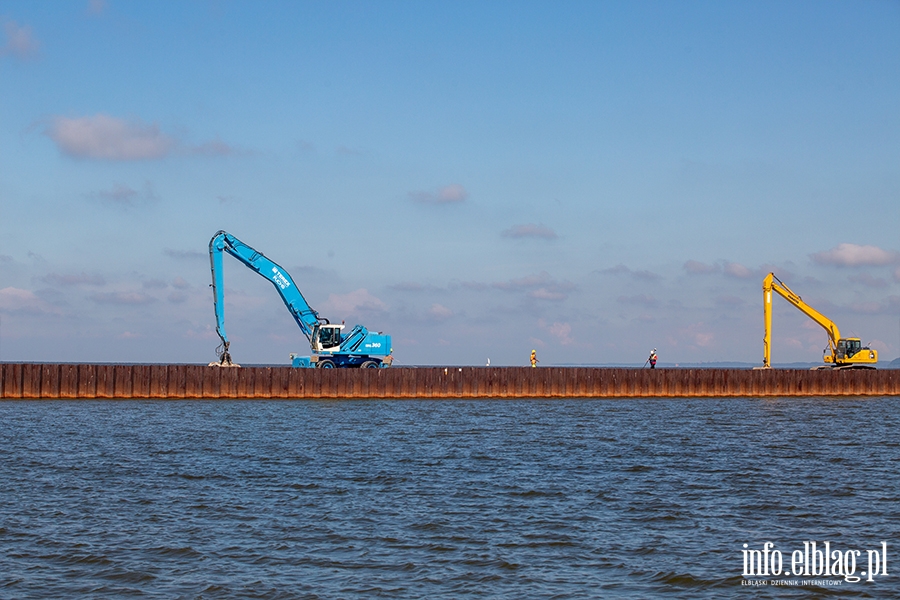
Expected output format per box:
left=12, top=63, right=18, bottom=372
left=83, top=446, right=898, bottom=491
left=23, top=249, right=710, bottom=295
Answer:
left=762, top=273, right=876, bottom=369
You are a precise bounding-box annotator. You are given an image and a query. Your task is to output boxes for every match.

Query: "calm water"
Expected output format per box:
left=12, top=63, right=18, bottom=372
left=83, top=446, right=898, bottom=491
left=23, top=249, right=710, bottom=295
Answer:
left=1, top=397, right=898, bottom=598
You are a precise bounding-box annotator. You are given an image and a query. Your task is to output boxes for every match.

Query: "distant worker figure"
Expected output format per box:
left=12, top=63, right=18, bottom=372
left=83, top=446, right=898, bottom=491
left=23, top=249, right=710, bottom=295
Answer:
left=648, top=348, right=658, bottom=369
left=530, top=349, right=539, bottom=368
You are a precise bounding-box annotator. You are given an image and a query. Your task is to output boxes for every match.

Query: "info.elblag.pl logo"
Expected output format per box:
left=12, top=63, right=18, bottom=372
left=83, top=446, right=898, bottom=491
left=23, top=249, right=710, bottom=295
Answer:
left=742, top=541, right=889, bottom=585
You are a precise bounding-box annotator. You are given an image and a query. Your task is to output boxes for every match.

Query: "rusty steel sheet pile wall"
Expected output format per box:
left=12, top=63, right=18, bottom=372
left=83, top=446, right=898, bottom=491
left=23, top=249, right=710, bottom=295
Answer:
left=2, top=364, right=900, bottom=398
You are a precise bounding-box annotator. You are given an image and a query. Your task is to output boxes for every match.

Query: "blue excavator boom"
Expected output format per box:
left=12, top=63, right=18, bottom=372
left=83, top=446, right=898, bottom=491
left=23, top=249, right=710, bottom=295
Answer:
left=208, top=230, right=392, bottom=368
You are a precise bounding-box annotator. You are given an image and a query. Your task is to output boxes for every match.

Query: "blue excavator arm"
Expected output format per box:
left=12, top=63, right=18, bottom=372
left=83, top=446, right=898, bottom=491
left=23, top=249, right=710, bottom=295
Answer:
left=209, top=230, right=327, bottom=364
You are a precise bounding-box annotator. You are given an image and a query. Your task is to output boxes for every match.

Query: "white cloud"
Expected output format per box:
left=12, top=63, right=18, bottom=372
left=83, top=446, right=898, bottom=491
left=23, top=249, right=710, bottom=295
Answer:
left=600, top=264, right=662, bottom=281
left=428, top=303, right=454, bottom=320
left=811, top=243, right=899, bottom=267
left=723, top=262, right=753, bottom=278
left=548, top=322, right=574, bottom=345
left=529, top=337, right=546, bottom=349
left=695, top=333, right=714, bottom=347
left=783, top=337, right=804, bottom=350
left=87, top=0, right=107, bottom=16
left=530, top=288, right=567, bottom=301
left=501, top=224, right=557, bottom=240
left=92, top=181, right=158, bottom=207
left=2, top=20, right=40, bottom=60
left=617, top=294, right=659, bottom=307
left=46, top=114, right=174, bottom=160
left=683, top=260, right=719, bottom=275
left=438, top=184, right=467, bottom=203
left=324, top=288, right=387, bottom=316
left=492, top=271, right=575, bottom=301
left=44, top=114, right=236, bottom=161
left=409, top=184, right=468, bottom=205
left=191, top=138, right=235, bottom=156
left=0, top=287, right=60, bottom=315
left=539, top=319, right=575, bottom=345
left=678, top=323, right=716, bottom=348
left=184, top=326, right=218, bottom=341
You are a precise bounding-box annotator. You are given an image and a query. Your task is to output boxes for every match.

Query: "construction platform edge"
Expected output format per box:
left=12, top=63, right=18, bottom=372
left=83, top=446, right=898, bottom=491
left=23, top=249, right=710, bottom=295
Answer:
left=2, top=364, right=899, bottom=399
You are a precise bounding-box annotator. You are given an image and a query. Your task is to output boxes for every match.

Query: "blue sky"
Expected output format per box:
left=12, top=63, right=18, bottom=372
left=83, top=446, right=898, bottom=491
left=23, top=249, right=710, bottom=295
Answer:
left=1, top=0, right=899, bottom=366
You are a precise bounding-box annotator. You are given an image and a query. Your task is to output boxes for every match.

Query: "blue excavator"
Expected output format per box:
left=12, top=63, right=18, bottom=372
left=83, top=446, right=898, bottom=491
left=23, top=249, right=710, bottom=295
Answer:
left=209, top=230, right=393, bottom=368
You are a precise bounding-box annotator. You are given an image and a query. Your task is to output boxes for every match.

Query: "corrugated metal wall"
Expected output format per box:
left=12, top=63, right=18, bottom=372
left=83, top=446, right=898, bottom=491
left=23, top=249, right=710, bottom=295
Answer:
left=2, top=364, right=899, bottom=398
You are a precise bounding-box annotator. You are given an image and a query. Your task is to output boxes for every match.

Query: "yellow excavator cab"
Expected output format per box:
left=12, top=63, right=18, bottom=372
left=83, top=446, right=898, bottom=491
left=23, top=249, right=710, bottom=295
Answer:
left=822, top=338, right=877, bottom=365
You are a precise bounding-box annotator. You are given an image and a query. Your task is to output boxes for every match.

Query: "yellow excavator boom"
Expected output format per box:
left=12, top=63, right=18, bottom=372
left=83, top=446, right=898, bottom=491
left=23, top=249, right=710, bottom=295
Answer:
left=761, top=272, right=876, bottom=369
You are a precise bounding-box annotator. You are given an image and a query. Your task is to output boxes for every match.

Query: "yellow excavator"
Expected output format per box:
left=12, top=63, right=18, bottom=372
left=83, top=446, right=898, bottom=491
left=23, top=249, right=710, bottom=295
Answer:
left=761, top=272, right=877, bottom=370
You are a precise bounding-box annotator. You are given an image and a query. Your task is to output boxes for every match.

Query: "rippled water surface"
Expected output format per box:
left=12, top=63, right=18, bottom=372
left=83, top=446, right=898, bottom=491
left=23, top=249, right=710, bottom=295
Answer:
left=1, top=397, right=899, bottom=598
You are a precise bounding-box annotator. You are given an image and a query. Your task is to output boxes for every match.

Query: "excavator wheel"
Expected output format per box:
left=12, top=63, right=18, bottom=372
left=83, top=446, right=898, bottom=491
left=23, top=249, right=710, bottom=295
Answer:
left=317, top=359, right=335, bottom=369
left=360, top=361, right=379, bottom=369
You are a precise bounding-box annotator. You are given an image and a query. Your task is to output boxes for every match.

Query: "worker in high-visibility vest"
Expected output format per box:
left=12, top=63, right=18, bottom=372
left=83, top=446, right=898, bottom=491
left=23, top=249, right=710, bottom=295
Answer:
left=530, top=349, right=539, bottom=368
left=648, top=348, right=658, bottom=369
